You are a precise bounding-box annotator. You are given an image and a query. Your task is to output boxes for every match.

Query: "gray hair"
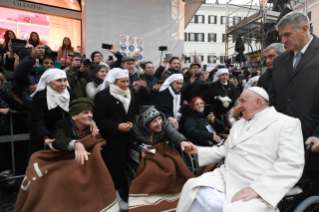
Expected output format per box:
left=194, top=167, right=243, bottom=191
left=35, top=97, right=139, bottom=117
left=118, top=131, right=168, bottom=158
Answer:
left=248, top=90, right=269, bottom=107
left=263, top=43, right=285, bottom=55
left=277, top=11, right=309, bottom=31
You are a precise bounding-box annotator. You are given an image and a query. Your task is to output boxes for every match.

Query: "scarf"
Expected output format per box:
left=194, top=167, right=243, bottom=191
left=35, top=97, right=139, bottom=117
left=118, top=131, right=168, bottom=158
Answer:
left=31, top=65, right=43, bottom=74
left=109, top=84, right=131, bottom=114
left=46, top=85, right=70, bottom=112
left=92, top=75, right=103, bottom=86
left=168, top=85, right=181, bottom=118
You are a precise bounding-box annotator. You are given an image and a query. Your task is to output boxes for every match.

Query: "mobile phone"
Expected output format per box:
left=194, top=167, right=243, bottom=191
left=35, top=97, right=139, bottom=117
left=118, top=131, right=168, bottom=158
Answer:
left=165, top=54, right=173, bottom=61
left=68, top=51, right=76, bottom=56
left=109, top=56, right=113, bottom=61
left=11, top=39, right=27, bottom=52
left=55, top=61, right=62, bottom=69
left=102, top=43, right=112, bottom=50
left=139, top=74, right=145, bottom=82
left=195, top=73, right=202, bottom=78
left=2, top=82, right=12, bottom=97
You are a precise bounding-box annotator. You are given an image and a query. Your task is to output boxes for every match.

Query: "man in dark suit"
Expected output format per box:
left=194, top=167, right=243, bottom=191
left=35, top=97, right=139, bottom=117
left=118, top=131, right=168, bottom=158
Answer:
left=257, top=43, right=284, bottom=93
left=269, top=11, right=319, bottom=190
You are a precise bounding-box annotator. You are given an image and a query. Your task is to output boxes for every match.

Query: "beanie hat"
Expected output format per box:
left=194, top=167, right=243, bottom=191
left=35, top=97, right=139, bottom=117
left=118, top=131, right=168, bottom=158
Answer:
left=90, top=51, right=103, bottom=62
left=69, top=98, right=95, bottom=116
left=141, top=106, right=161, bottom=126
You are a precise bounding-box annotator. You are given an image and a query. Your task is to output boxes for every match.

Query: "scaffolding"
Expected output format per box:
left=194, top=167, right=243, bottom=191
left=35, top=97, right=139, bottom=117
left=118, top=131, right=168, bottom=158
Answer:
left=225, top=0, right=280, bottom=69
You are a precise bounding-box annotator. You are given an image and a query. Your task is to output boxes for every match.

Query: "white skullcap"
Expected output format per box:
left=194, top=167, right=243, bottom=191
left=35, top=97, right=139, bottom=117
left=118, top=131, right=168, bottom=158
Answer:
left=248, top=87, right=269, bottom=101
left=100, top=68, right=129, bottom=91
left=159, top=74, right=184, bottom=92
left=213, top=68, right=229, bottom=83
left=243, top=76, right=260, bottom=91
left=31, top=68, right=68, bottom=97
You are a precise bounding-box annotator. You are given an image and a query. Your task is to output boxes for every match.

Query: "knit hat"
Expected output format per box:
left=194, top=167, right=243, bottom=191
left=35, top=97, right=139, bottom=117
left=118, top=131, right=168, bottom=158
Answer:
left=69, top=98, right=95, bottom=116
left=90, top=51, right=103, bottom=61
left=122, top=57, right=135, bottom=63
left=141, top=106, right=161, bottom=126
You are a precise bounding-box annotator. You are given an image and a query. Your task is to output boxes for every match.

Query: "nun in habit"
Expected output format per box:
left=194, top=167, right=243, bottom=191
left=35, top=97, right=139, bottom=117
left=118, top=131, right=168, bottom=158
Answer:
left=243, top=76, right=260, bottom=91
left=155, top=74, right=184, bottom=129
left=93, top=68, right=135, bottom=210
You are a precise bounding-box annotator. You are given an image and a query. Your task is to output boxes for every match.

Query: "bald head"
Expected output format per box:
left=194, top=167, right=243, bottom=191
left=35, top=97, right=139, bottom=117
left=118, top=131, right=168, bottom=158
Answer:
left=238, top=90, right=269, bottom=120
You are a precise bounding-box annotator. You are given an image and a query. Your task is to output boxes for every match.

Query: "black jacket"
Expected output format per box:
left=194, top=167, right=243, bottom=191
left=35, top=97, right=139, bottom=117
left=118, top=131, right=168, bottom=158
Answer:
left=207, top=80, right=236, bottom=117
left=143, top=74, right=159, bottom=105
left=269, top=35, right=319, bottom=171
left=155, top=88, right=183, bottom=119
left=129, top=72, right=151, bottom=113
left=182, top=71, right=209, bottom=103
left=257, top=69, right=272, bottom=93
left=28, top=88, right=77, bottom=158
left=184, top=110, right=225, bottom=146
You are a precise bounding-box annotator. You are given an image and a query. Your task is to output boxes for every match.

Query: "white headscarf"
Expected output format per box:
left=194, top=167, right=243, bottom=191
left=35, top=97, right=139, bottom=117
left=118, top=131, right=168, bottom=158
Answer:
left=213, top=68, right=229, bottom=83
left=159, top=74, right=183, bottom=119
left=100, top=68, right=131, bottom=113
left=243, top=76, right=260, bottom=91
left=31, top=68, right=70, bottom=112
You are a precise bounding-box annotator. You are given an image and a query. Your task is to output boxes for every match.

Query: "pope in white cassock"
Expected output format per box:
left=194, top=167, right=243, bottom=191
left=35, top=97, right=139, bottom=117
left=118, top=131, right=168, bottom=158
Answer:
left=177, top=87, right=305, bottom=212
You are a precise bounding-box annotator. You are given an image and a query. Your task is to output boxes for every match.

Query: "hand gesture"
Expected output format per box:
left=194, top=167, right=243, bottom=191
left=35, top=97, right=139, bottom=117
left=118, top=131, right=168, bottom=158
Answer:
left=199, top=74, right=207, bottom=84
left=107, top=43, right=117, bottom=55
left=0, top=108, right=12, bottom=115
left=213, top=135, right=221, bottom=143
left=74, top=142, right=91, bottom=165
left=45, top=138, right=58, bottom=151
left=182, top=141, right=198, bottom=155
left=207, top=112, right=215, bottom=123
left=25, top=43, right=34, bottom=50
left=29, top=83, right=38, bottom=94
left=30, top=45, right=45, bottom=60
left=305, top=137, right=319, bottom=152
left=161, top=58, right=168, bottom=67
left=231, top=187, right=260, bottom=203
left=190, top=74, right=197, bottom=85
left=118, top=122, right=133, bottom=132
left=132, top=81, right=141, bottom=93
left=168, top=117, right=178, bottom=128
left=139, top=80, right=147, bottom=88
left=152, top=84, right=161, bottom=92
left=180, top=55, right=186, bottom=62
left=90, top=121, right=99, bottom=137
left=141, top=150, right=146, bottom=158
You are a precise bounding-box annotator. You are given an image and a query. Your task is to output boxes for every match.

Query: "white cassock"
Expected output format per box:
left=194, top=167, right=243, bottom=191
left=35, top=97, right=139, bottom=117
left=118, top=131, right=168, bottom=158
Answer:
left=177, top=106, right=305, bottom=212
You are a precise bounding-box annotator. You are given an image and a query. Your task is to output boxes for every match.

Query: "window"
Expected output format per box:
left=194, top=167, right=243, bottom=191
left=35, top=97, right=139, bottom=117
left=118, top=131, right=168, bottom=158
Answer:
left=221, top=16, right=227, bottom=24
left=208, top=55, right=217, bottom=63
left=222, top=34, right=226, bottom=43
left=308, top=11, right=312, bottom=21
left=209, top=15, right=217, bottom=24
left=184, top=33, right=187, bottom=41
left=208, top=33, right=217, bottom=42
left=190, top=15, right=205, bottom=24
left=188, top=33, right=205, bottom=42
left=190, top=55, right=204, bottom=63
left=220, top=56, right=225, bottom=64
left=233, top=16, right=241, bottom=25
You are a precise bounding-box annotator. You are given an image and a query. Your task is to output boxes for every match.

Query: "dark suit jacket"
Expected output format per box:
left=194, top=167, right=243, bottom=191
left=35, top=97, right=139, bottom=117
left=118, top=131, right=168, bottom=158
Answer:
left=269, top=35, right=319, bottom=171
left=257, top=69, right=272, bottom=93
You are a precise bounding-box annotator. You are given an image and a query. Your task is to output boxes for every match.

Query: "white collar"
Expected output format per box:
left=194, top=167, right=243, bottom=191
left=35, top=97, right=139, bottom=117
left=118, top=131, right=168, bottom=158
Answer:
left=220, top=80, right=228, bottom=85
left=294, top=35, right=313, bottom=56
left=245, top=107, right=269, bottom=131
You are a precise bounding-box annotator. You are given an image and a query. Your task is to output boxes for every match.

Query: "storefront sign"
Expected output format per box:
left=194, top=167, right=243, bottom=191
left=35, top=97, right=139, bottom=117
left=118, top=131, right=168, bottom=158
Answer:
left=12, top=1, right=42, bottom=11
left=0, top=0, right=81, bottom=20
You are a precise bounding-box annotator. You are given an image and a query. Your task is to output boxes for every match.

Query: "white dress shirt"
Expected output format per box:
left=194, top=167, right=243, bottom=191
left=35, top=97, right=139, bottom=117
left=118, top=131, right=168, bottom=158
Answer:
left=293, top=35, right=313, bottom=67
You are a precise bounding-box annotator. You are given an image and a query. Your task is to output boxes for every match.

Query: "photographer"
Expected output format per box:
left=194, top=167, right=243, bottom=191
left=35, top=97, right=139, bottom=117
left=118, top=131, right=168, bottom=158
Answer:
left=67, top=56, right=92, bottom=98
left=13, top=46, right=54, bottom=108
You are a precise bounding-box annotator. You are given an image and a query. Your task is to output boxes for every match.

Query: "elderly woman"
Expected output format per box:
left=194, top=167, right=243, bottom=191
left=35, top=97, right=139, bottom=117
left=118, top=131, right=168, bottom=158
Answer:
left=184, top=97, right=225, bottom=147
left=86, top=64, right=109, bottom=100
left=243, top=75, right=260, bottom=91
left=155, top=74, right=184, bottom=128
left=208, top=68, right=236, bottom=120
left=28, top=68, right=78, bottom=159
left=94, top=68, right=135, bottom=211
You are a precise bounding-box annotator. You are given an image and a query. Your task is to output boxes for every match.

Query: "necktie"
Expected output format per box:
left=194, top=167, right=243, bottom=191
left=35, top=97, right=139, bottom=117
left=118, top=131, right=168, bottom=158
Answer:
left=293, top=51, right=302, bottom=70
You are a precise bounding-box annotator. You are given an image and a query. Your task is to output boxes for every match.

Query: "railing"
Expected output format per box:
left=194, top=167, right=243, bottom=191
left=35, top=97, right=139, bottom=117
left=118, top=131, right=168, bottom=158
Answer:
left=0, top=110, right=29, bottom=182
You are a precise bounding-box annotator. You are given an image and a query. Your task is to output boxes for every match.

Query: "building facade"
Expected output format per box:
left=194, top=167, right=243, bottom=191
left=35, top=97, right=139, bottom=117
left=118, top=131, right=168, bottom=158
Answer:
left=184, top=3, right=259, bottom=70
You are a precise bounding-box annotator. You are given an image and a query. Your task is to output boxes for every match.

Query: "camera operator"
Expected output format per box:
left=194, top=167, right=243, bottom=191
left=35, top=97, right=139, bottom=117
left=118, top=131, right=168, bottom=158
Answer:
left=67, top=56, right=92, bottom=98
left=13, top=45, right=54, bottom=108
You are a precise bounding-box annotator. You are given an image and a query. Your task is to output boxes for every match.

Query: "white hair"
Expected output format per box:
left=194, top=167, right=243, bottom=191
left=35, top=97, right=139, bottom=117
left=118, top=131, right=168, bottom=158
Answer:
left=277, top=11, right=309, bottom=31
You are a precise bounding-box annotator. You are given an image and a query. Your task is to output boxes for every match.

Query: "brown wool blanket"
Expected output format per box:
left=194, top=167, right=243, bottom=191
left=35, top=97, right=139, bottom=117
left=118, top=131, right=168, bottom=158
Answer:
left=129, top=142, right=195, bottom=212
left=14, top=134, right=119, bottom=212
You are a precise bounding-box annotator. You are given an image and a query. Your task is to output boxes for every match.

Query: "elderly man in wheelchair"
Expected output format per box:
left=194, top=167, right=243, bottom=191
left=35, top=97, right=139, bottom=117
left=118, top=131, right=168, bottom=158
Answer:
left=177, top=87, right=306, bottom=212
left=127, top=106, right=194, bottom=211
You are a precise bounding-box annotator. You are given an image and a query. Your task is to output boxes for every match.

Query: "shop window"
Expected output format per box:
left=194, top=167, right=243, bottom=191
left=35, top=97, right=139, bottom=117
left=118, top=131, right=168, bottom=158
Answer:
left=21, top=0, right=81, bottom=11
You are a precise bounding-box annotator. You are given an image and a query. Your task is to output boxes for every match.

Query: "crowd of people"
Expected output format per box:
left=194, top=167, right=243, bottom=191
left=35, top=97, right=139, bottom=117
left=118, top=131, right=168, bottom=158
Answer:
left=0, top=11, right=319, bottom=212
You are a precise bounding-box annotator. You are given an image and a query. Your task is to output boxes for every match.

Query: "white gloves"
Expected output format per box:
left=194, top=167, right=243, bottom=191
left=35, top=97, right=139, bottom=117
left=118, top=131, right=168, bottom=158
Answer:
left=219, top=96, right=232, bottom=108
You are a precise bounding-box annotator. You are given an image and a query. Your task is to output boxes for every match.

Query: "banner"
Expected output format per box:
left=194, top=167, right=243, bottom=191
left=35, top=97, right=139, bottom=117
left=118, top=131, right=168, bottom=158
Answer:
left=119, top=35, right=144, bottom=61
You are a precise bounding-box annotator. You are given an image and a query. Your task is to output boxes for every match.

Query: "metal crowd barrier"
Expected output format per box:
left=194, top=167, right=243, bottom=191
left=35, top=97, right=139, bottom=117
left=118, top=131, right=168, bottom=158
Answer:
left=0, top=110, right=29, bottom=182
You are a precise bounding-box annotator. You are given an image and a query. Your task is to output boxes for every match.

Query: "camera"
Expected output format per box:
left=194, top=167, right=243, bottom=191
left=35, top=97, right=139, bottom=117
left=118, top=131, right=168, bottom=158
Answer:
left=158, top=46, right=167, bottom=51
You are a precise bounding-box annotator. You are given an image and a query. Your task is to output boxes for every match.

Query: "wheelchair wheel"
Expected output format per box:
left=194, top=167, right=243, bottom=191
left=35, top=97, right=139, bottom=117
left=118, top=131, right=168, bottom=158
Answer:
left=294, top=196, right=319, bottom=212
left=183, top=153, right=196, bottom=174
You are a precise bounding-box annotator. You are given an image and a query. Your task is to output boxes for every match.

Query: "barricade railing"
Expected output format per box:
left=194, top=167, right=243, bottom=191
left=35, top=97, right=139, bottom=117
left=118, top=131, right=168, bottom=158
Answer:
left=0, top=110, right=29, bottom=182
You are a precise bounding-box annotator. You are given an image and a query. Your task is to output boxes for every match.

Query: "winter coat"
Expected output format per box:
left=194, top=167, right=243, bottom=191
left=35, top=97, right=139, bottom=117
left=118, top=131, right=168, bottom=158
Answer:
left=184, top=110, right=225, bottom=146
left=86, top=81, right=102, bottom=100
left=57, top=48, right=73, bottom=68
left=133, top=112, right=186, bottom=147
left=257, top=69, right=272, bottom=93
left=67, top=66, right=92, bottom=98
left=129, top=72, right=151, bottom=113
left=182, top=71, right=209, bottom=103
left=28, top=88, right=77, bottom=159
left=143, top=74, right=159, bottom=105
left=155, top=88, right=183, bottom=119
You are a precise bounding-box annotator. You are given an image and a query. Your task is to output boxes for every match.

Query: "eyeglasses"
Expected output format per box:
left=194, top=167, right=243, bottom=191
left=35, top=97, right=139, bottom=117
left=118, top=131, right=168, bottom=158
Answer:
left=194, top=102, right=204, bottom=106
left=74, top=59, right=81, bottom=61
left=174, top=82, right=184, bottom=86
left=44, top=62, right=54, bottom=65
left=94, top=54, right=103, bottom=58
